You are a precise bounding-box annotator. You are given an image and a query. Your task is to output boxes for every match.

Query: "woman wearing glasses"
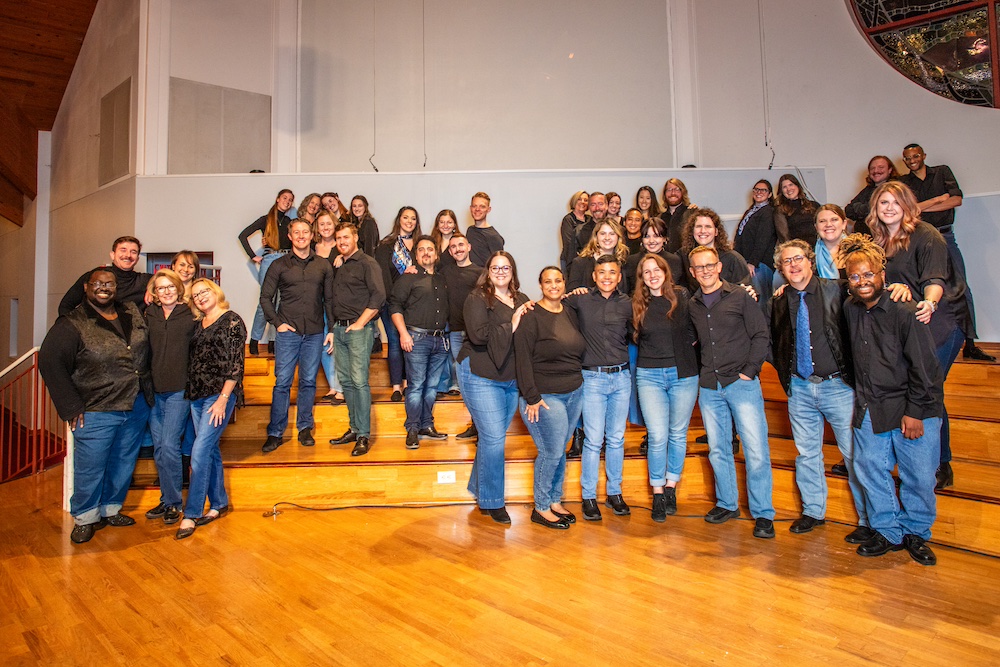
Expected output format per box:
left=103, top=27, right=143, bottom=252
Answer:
left=733, top=180, right=777, bottom=300
left=679, top=208, right=751, bottom=291
left=143, top=269, right=198, bottom=526
left=457, top=251, right=530, bottom=525
left=175, top=279, right=246, bottom=539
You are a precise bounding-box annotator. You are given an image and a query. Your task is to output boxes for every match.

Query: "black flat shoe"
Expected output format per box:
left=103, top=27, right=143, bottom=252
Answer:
left=249, top=339, right=259, bottom=355
left=531, top=509, right=570, bottom=530
left=145, top=503, right=167, bottom=519
left=651, top=493, right=667, bottom=523
left=964, top=344, right=996, bottom=362
left=175, top=523, right=197, bottom=540
left=329, top=429, right=357, bottom=446
left=638, top=434, right=648, bottom=456
left=456, top=424, right=478, bottom=440
left=194, top=505, right=230, bottom=526
left=390, top=390, right=403, bottom=402
left=325, top=394, right=347, bottom=405
left=480, top=507, right=511, bottom=525
left=70, top=521, right=105, bottom=544
left=163, top=506, right=182, bottom=525
left=267, top=341, right=275, bottom=355
left=551, top=508, right=576, bottom=524
left=789, top=515, right=826, bottom=534
left=351, top=436, right=371, bottom=456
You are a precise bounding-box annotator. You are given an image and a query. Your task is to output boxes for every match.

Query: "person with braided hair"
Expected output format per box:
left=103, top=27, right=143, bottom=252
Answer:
left=841, top=234, right=943, bottom=566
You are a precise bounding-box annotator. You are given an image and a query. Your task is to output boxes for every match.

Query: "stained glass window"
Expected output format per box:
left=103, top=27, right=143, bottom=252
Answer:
left=848, top=1, right=1000, bottom=108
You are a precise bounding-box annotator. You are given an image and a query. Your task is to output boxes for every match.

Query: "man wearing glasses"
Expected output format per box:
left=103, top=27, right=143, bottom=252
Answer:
left=767, top=240, right=868, bottom=539
left=40, top=270, right=154, bottom=544
left=688, top=245, right=775, bottom=538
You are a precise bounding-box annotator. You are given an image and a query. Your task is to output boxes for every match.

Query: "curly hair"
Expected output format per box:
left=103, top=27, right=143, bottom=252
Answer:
left=680, top=207, right=732, bottom=257
left=839, top=233, right=886, bottom=274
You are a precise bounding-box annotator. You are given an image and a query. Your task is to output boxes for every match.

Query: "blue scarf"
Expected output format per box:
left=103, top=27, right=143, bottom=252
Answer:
left=814, top=239, right=840, bottom=279
left=737, top=202, right=766, bottom=236
left=391, top=235, right=412, bottom=276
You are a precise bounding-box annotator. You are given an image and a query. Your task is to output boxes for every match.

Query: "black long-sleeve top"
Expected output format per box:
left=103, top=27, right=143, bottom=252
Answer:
left=689, top=281, right=770, bottom=389
left=732, top=204, right=777, bottom=268
left=564, top=289, right=632, bottom=367
left=635, top=289, right=699, bottom=378
left=458, top=290, right=529, bottom=382
left=374, top=239, right=411, bottom=296
left=623, top=250, right=683, bottom=296
left=440, top=263, right=482, bottom=331
left=560, top=212, right=590, bottom=269
left=260, top=251, right=335, bottom=335
left=144, top=302, right=197, bottom=393
left=466, top=226, right=505, bottom=268
left=58, top=264, right=153, bottom=316
left=354, top=217, right=381, bottom=256
left=238, top=212, right=293, bottom=258
left=514, top=306, right=586, bottom=405
left=388, top=267, right=449, bottom=331
left=845, top=292, right=943, bottom=433
left=845, top=183, right=877, bottom=235
left=774, top=199, right=820, bottom=246
left=680, top=249, right=751, bottom=292
left=186, top=310, right=247, bottom=401
left=331, top=250, right=385, bottom=320
left=884, top=221, right=957, bottom=346
left=901, top=164, right=962, bottom=230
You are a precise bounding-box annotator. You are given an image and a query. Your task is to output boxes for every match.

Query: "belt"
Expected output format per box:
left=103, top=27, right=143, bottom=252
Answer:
left=333, top=318, right=356, bottom=327
left=936, top=225, right=953, bottom=234
left=583, top=363, right=628, bottom=373
left=802, top=372, right=841, bottom=384
left=407, top=326, right=448, bottom=337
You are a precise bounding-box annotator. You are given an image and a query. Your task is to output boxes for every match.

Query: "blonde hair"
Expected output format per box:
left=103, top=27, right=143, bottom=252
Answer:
left=190, top=278, right=229, bottom=319
left=579, top=219, right=629, bottom=263
left=147, top=269, right=188, bottom=306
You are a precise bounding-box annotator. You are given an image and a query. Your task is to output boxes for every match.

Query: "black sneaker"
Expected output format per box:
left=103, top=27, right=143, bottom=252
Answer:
left=651, top=493, right=667, bottom=523
left=145, top=503, right=167, bottom=519
left=102, top=513, right=136, bottom=527
left=262, top=435, right=284, bottom=453
left=163, top=506, right=182, bottom=525
left=752, top=517, right=775, bottom=539
left=405, top=429, right=420, bottom=450
left=581, top=499, right=602, bottom=521
left=663, top=487, right=677, bottom=515
left=605, top=494, right=631, bottom=516
left=705, top=506, right=740, bottom=524
left=297, top=428, right=315, bottom=447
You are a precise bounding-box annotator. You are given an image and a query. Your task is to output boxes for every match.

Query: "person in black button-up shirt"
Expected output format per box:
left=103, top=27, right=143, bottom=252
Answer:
left=842, top=235, right=944, bottom=565
left=389, top=237, right=451, bottom=446
left=688, top=245, right=775, bottom=537
left=260, top=220, right=335, bottom=454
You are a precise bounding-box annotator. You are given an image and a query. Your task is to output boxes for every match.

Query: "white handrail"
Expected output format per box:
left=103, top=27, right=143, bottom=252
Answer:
left=0, top=347, right=40, bottom=381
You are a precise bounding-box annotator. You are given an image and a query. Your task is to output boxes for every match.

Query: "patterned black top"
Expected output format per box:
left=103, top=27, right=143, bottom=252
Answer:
left=185, top=310, right=247, bottom=402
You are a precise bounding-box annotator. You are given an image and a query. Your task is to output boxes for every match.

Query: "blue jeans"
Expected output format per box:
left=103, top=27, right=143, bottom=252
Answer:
left=379, top=307, right=405, bottom=387
left=268, top=330, right=323, bottom=437
left=250, top=249, right=284, bottom=341
left=636, top=367, right=699, bottom=486
left=403, top=332, right=451, bottom=430
left=434, top=329, right=461, bottom=393
left=319, top=313, right=342, bottom=396
left=70, top=393, right=150, bottom=524
left=334, top=322, right=375, bottom=436
left=935, top=325, right=964, bottom=464
left=521, top=387, right=584, bottom=512
left=458, top=357, right=518, bottom=509
left=853, top=410, right=940, bottom=543
left=698, top=378, right=775, bottom=519
left=580, top=368, right=631, bottom=499
left=184, top=393, right=236, bottom=519
left=787, top=376, right=866, bottom=524
left=149, top=390, right=190, bottom=507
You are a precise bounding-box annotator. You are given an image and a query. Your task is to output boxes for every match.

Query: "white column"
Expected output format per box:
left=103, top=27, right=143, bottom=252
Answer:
left=271, top=0, right=298, bottom=173
left=33, top=131, right=51, bottom=346
left=137, top=0, right=172, bottom=175
left=667, top=0, right=701, bottom=168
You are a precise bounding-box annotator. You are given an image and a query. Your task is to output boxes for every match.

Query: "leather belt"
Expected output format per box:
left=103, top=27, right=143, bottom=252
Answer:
left=333, top=319, right=356, bottom=327
left=803, top=372, right=841, bottom=384
left=407, top=326, right=448, bottom=337
left=583, top=363, right=628, bottom=373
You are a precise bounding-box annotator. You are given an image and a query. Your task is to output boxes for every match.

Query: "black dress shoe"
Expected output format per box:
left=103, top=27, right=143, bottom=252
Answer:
left=102, top=513, right=136, bottom=527
left=857, top=532, right=904, bottom=557
left=663, top=487, right=677, bottom=515
left=351, top=436, right=371, bottom=456
left=194, top=505, right=230, bottom=526
left=551, top=508, right=576, bottom=524
left=844, top=525, right=876, bottom=544
left=390, top=389, right=403, bottom=402
left=605, top=494, right=631, bottom=516
left=753, top=517, right=776, bottom=539
left=456, top=424, right=478, bottom=440
left=651, top=493, right=667, bottom=523
left=480, top=507, right=511, bottom=525
left=581, top=499, right=602, bottom=521
left=249, top=339, right=259, bottom=355
left=163, top=506, right=182, bottom=525
left=830, top=460, right=849, bottom=477
left=705, top=506, right=740, bottom=524
left=566, top=428, right=584, bottom=458
left=789, top=515, right=826, bottom=534
left=418, top=427, right=448, bottom=440
left=329, top=429, right=357, bottom=445
left=531, top=509, right=570, bottom=530
left=935, top=461, right=954, bottom=490
left=638, top=434, right=648, bottom=456
left=405, top=429, right=420, bottom=450
left=145, top=503, right=167, bottom=519
left=298, top=428, right=315, bottom=447
left=70, top=521, right=105, bottom=544
left=267, top=341, right=275, bottom=355
left=964, top=343, right=996, bottom=362
left=695, top=433, right=709, bottom=444
left=262, top=435, right=284, bottom=453
left=902, top=534, right=937, bottom=566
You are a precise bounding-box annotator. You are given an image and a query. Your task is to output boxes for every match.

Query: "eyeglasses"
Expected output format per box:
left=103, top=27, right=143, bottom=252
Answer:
left=489, top=265, right=512, bottom=275
left=88, top=281, right=115, bottom=289
left=154, top=285, right=178, bottom=293
left=780, top=254, right=807, bottom=267
left=752, top=187, right=771, bottom=194
left=665, top=187, right=682, bottom=193
left=192, top=289, right=212, bottom=301
left=848, top=272, right=876, bottom=283
left=691, top=262, right=720, bottom=274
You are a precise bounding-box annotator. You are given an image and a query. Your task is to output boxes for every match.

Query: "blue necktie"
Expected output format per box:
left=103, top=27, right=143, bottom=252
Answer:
left=796, top=291, right=813, bottom=379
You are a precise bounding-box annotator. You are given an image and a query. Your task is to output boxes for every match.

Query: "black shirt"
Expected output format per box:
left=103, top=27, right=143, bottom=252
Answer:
left=884, top=222, right=957, bottom=346
left=331, top=250, right=386, bottom=321
left=662, top=204, right=695, bottom=254
left=514, top=306, right=586, bottom=404
left=901, top=165, right=962, bottom=229
left=260, top=251, right=335, bottom=336
left=845, top=183, right=877, bottom=235
left=466, top=226, right=505, bottom=268
left=144, top=302, right=197, bottom=393
left=775, top=199, right=820, bottom=246
left=689, top=281, right=770, bottom=389
left=564, top=289, right=632, bottom=367
left=458, top=290, right=530, bottom=382
left=845, top=291, right=943, bottom=433
left=624, top=235, right=643, bottom=256
left=787, top=277, right=840, bottom=379
left=388, top=267, right=449, bottom=331
left=186, top=310, right=247, bottom=402
left=238, top=211, right=293, bottom=258
left=623, top=250, right=683, bottom=296
left=58, top=264, right=154, bottom=317
left=635, top=290, right=699, bottom=378
left=440, top=262, right=482, bottom=331
left=680, top=249, right=751, bottom=292
left=560, top=212, right=590, bottom=269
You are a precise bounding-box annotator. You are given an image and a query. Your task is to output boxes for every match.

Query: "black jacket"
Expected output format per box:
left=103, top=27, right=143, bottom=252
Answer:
left=733, top=204, right=777, bottom=268
left=768, top=277, right=854, bottom=395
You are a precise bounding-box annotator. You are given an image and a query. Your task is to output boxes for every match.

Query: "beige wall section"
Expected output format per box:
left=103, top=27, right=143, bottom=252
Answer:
left=0, top=210, right=36, bottom=362
left=299, top=0, right=676, bottom=172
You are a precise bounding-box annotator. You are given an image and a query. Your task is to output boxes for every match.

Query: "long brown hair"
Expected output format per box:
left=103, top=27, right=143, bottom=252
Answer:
left=776, top=174, right=817, bottom=217
left=866, top=181, right=921, bottom=257
left=473, top=251, right=521, bottom=308
left=264, top=189, right=294, bottom=250
left=431, top=209, right=459, bottom=252
left=579, top=219, right=630, bottom=262
left=632, top=254, right=679, bottom=341
left=680, top=207, right=732, bottom=257
left=636, top=185, right=663, bottom=219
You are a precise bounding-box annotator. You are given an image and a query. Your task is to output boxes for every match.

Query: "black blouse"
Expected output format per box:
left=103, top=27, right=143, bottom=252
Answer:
left=635, top=290, right=699, bottom=378
left=458, top=290, right=530, bottom=382
left=514, top=306, right=586, bottom=404
left=185, top=310, right=247, bottom=402
left=145, top=302, right=197, bottom=394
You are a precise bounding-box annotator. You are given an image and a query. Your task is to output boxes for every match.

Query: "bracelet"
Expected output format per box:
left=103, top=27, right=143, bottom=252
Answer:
left=921, top=300, right=938, bottom=313
left=220, top=392, right=230, bottom=399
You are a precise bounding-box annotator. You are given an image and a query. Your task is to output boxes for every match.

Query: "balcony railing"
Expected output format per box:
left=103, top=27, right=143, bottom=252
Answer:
left=0, top=348, right=67, bottom=484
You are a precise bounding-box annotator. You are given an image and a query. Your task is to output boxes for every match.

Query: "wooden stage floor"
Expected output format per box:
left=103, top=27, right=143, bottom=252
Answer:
left=3, top=468, right=999, bottom=666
